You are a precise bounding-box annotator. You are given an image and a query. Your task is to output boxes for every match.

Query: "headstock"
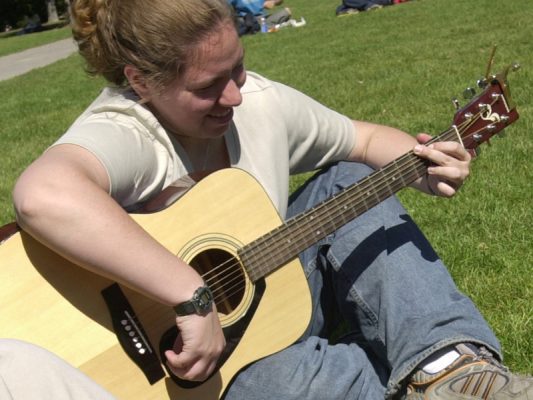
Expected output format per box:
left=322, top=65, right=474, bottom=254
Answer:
left=451, top=62, right=520, bottom=157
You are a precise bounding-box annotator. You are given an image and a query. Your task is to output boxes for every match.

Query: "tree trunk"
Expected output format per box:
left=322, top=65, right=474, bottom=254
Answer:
left=46, top=0, right=59, bottom=23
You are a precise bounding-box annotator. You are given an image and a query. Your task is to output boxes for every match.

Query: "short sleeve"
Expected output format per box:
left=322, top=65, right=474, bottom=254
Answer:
left=53, top=115, right=172, bottom=209
left=271, top=80, right=356, bottom=174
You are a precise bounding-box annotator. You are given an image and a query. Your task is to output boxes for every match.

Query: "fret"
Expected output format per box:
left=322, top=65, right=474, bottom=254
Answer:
left=240, top=119, right=478, bottom=282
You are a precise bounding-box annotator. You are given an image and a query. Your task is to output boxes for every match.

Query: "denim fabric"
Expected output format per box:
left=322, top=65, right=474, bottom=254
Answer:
left=337, top=0, right=391, bottom=12
left=225, top=162, right=500, bottom=400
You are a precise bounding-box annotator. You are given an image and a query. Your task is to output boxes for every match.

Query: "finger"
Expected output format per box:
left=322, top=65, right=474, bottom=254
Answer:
left=433, top=180, right=458, bottom=198
left=415, top=149, right=470, bottom=184
left=415, top=133, right=433, bottom=144
left=164, top=350, right=215, bottom=382
left=165, top=349, right=191, bottom=374
left=427, top=165, right=466, bottom=183
left=424, top=141, right=471, bottom=162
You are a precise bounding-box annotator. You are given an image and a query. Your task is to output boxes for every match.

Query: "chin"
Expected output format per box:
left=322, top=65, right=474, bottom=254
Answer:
left=206, top=122, right=232, bottom=137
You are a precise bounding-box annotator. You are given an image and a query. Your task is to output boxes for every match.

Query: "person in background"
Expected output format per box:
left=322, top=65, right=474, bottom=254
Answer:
left=229, top=0, right=283, bottom=14
left=228, top=0, right=291, bottom=34
left=11, top=0, right=533, bottom=399
left=336, top=0, right=397, bottom=16
left=17, top=13, right=42, bottom=34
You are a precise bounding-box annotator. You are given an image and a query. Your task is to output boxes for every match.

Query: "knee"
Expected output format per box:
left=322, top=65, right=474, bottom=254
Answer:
left=0, top=338, right=29, bottom=355
left=325, top=161, right=375, bottom=191
left=0, top=339, right=55, bottom=366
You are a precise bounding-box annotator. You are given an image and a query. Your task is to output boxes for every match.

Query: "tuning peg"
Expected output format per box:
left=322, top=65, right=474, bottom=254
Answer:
left=451, top=97, right=460, bottom=110
left=511, top=62, right=521, bottom=72
left=476, top=77, right=488, bottom=89
left=467, top=148, right=481, bottom=158
left=463, top=87, right=476, bottom=99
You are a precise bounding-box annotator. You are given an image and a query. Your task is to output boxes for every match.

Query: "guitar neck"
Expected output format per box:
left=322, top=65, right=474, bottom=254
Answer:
left=240, top=126, right=462, bottom=282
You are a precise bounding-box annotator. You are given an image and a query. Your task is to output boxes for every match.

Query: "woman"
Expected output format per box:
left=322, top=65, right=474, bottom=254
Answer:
left=11, top=0, right=532, bottom=399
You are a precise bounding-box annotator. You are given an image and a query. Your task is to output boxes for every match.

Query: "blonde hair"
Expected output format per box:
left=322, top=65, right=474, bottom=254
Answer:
left=70, top=0, right=234, bottom=89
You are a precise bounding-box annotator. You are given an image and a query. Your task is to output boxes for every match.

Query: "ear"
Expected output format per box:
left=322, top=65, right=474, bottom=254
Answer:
left=124, top=65, right=151, bottom=100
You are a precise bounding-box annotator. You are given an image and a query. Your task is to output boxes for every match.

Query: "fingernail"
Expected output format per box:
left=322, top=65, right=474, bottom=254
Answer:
left=414, top=145, right=423, bottom=153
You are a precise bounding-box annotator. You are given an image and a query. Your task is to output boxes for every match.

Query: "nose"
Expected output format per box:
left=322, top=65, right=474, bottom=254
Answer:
left=219, top=78, right=242, bottom=107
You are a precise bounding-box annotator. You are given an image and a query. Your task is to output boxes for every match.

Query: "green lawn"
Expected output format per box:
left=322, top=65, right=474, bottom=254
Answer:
left=0, top=0, right=531, bottom=373
left=0, top=24, right=71, bottom=57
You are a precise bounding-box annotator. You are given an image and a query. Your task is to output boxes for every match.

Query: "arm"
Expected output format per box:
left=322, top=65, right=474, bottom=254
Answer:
left=348, top=121, right=471, bottom=197
left=13, top=144, right=224, bottom=381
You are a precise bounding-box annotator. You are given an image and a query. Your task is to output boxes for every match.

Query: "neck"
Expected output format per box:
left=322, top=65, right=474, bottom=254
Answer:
left=147, top=103, right=230, bottom=171
left=178, top=135, right=229, bottom=172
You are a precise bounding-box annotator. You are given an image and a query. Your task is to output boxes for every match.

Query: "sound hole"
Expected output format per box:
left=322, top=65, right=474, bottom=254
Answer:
left=189, top=249, right=245, bottom=315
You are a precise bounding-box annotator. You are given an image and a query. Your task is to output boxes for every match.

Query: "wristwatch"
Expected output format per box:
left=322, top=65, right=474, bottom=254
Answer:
left=173, top=285, right=214, bottom=316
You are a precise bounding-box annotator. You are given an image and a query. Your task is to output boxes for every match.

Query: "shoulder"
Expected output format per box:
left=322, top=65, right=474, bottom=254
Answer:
left=241, top=71, right=277, bottom=94
left=64, top=87, right=168, bottom=145
left=239, top=71, right=309, bottom=115
left=80, top=87, right=154, bottom=127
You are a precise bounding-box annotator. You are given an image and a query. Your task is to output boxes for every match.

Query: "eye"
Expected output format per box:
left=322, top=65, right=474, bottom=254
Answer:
left=233, top=64, right=246, bottom=87
left=195, top=83, right=215, bottom=93
left=192, top=80, right=226, bottom=100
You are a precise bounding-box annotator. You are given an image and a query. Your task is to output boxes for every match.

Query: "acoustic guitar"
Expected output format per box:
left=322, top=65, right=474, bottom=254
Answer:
left=0, top=66, right=519, bottom=399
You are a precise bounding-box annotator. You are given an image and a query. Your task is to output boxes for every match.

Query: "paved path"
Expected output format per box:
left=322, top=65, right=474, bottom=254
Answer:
left=0, top=38, right=77, bottom=81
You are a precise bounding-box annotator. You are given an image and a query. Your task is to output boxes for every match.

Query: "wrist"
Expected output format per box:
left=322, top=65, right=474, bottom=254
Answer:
left=174, top=284, right=214, bottom=316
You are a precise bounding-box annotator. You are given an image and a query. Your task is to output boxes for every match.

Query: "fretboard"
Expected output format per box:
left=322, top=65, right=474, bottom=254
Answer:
left=239, top=127, right=462, bottom=282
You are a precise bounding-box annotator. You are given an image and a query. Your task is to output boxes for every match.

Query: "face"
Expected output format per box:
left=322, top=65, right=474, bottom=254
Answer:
left=147, top=21, right=246, bottom=141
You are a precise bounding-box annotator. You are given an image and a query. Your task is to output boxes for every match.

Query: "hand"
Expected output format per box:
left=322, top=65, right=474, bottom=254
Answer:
left=413, top=133, right=472, bottom=197
left=164, top=306, right=226, bottom=382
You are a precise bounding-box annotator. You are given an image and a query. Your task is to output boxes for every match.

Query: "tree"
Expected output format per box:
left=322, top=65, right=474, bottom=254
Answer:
left=0, top=0, right=68, bottom=31
left=46, top=0, right=59, bottom=22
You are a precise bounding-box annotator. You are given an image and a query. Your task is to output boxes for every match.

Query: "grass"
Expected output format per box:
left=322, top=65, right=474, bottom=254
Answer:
left=0, top=24, right=72, bottom=57
left=0, top=0, right=531, bottom=374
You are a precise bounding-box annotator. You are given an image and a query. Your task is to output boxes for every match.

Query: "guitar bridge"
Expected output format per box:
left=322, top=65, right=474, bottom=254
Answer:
left=101, top=283, right=166, bottom=384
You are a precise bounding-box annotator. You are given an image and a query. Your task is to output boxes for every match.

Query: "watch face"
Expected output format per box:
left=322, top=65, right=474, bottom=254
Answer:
left=193, top=286, right=213, bottom=313
left=174, top=285, right=214, bottom=316
left=195, top=286, right=214, bottom=313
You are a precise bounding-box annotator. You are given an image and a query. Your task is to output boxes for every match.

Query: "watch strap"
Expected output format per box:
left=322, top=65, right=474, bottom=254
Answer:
left=174, top=285, right=213, bottom=316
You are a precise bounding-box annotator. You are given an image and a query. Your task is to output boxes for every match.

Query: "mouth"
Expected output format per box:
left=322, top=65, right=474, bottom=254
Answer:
left=208, top=108, right=233, bottom=124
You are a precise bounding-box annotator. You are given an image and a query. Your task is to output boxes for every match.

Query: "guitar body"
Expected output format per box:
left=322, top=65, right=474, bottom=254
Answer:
left=0, top=67, right=519, bottom=399
left=0, top=168, right=312, bottom=399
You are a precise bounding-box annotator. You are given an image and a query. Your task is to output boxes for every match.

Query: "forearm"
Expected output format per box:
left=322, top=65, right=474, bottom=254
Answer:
left=347, top=121, right=430, bottom=192
left=347, top=121, right=470, bottom=197
left=13, top=152, right=203, bottom=307
left=347, top=121, right=418, bottom=168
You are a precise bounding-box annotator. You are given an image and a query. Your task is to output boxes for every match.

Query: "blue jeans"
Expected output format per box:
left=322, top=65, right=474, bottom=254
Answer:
left=225, top=162, right=500, bottom=399
left=337, top=0, right=392, bottom=12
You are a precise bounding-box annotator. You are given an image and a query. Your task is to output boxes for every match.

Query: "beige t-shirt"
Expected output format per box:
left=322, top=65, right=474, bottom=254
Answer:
left=54, top=72, right=355, bottom=217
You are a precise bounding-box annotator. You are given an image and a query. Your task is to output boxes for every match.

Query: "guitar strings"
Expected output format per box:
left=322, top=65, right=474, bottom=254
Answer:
left=252, top=110, right=491, bottom=276
left=234, top=124, right=464, bottom=279
left=204, top=114, right=479, bottom=303
left=206, top=118, right=481, bottom=304
left=238, top=100, right=495, bottom=280
left=200, top=101, right=497, bottom=305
